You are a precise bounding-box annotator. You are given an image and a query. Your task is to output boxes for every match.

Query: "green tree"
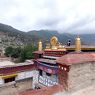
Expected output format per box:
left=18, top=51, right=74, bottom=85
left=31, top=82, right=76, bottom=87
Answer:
left=5, top=46, right=14, bottom=57
left=5, top=44, right=37, bottom=62
left=20, top=45, right=37, bottom=62
left=11, top=47, right=21, bottom=58
left=19, top=48, right=26, bottom=62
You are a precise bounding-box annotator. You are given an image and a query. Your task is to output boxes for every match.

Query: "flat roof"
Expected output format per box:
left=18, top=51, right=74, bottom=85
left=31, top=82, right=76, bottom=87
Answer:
left=19, top=85, right=64, bottom=95
left=56, top=52, right=95, bottom=65
left=37, top=58, right=56, bottom=64
left=43, top=56, right=59, bottom=59
left=66, top=45, right=95, bottom=50
left=0, top=60, right=15, bottom=67
left=0, top=60, right=34, bottom=69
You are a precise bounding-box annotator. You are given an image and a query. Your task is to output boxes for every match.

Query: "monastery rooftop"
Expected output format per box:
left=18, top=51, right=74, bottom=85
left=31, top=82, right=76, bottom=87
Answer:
left=0, top=59, right=34, bottom=69
left=37, top=58, right=56, bottom=64
left=20, top=85, right=64, bottom=95
left=56, top=52, right=95, bottom=65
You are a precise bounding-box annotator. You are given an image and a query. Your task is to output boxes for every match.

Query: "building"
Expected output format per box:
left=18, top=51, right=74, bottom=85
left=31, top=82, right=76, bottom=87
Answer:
left=0, top=36, right=95, bottom=95
left=33, top=36, right=67, bottom=87
left=33, top=36, right=95, bottom=93
left=57, top=52, right=95, bottom=92
left=0, top=58, right=38, bottom=94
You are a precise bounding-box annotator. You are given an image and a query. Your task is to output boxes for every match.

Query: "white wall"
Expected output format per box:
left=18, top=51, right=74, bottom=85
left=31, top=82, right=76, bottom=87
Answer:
left=0, top=78, right=4, bottom=85
left=38, top=71, right=58, bottom=86
left=32, top=70, right=39, bottom=89
left=16, top=70, right=35, bottom=81
left=68, top=62, right=95, bottom=92
left=15, top=70, right=39, bottom=89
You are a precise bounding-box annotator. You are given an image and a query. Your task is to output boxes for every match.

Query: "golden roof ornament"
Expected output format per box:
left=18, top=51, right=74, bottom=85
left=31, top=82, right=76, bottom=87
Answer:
left=44, top=36, right=66, bottom=51
left=45, top=43, right=51, bottom=50
left=38, top=40, right=42, bottom=51
left=50, top=36, right=58, bottom=50
left=75, top=35, right=81, bottom=52
left=50, top=36, right=58, bottom=46
left=58, top=43, right=66, bottom=51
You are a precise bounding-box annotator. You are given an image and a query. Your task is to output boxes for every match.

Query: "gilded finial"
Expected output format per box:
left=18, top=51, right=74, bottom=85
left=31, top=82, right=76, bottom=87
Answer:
left=75, top=35, right=81, bottom=52
left=45, top=36, right=66, bottom=51
left=38, top=39, right=42, bottom=51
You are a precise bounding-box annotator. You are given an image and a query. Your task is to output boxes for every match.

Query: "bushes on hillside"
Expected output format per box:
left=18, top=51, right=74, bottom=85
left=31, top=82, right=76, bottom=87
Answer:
left=5, top=45, right=37, bottom=62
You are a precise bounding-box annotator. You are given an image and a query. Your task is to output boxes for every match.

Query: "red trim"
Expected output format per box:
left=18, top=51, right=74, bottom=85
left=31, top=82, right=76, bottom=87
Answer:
left=0, top=64, right=36, bottom=75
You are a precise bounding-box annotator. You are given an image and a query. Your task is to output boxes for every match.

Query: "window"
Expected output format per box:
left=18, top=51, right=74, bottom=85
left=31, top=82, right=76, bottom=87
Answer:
left=4, top=77, right=15, bottom=83
left=39, top=70, right=43, bottom=76
left=46, top=72, right=51, bottom=76
left=39, top=54, right=42, bottom=58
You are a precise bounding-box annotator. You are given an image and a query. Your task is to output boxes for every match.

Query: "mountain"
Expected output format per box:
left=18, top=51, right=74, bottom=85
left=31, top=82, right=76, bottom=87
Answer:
left=0, top=23, right=39, bottom=49
left=80, top=34, right=95, bottom=45
left=27, top=30, right=95, bottom=45
left=28, top=30, right=75, bottom=45
left=0, top=23, right=95, bottom=50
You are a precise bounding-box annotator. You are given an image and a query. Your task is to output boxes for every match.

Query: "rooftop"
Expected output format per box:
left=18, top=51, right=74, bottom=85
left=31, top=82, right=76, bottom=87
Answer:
left=56, top=52, right=95, bottom=65
left=0, top=59, right=34, bottom=70
left=20, top=85, right=64, bottom=95
left=66, top=45, right=95, bottom=50
left=37, top=58, right=56, bottom=64
left=0, top=60, right=15, bottom=67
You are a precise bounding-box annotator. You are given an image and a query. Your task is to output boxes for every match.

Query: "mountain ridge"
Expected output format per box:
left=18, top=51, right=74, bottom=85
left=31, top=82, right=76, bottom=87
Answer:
left=0, top=23, right=95, bottom=49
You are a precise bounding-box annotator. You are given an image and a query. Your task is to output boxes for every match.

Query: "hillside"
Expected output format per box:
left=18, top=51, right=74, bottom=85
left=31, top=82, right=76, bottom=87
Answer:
left=28, top=30, right=75, bottom=45
left=0, top=23, right=95, bottom=50
left=28, top=30, right=95, bottom=45
left=0, top=23, right=39, bottom=49
left=80, top=34, right=95, bottom=45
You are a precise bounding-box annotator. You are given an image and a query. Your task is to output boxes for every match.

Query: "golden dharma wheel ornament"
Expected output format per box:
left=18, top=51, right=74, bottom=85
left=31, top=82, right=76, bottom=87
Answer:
left=50, top=36, right=58, bottom=46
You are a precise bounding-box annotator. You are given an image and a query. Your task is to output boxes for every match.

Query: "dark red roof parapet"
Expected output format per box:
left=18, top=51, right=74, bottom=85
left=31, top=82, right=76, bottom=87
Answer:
left=56, top=52, right=95, bottom=65
left=0, top=63, right=36, bottom=75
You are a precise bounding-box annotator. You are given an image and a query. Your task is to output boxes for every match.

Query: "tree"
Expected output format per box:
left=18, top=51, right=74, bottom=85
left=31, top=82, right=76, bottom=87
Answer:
left=5, top=44, right=37, bottom=62
left=20, top=45, right=37, bottom=62
left=5, top=46, right=14, bottom=57
left=19, top=48, right=26, bottom=62
left=11, top=47, right=21, bottom=58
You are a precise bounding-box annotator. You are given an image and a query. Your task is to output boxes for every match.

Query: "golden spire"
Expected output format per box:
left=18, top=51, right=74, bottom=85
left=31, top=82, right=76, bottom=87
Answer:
left=38, top=40, right=42, bottom=51
left=75, top=35, right=81, bottom=52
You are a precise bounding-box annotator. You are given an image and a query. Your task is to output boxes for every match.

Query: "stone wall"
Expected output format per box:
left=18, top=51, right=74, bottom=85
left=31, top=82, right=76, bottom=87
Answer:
left=68, top=62, right=95, bottom=92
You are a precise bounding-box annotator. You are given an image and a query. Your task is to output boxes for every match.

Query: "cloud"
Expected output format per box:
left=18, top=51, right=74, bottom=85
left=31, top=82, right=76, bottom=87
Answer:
left=0, top=0, right=95, bottom=33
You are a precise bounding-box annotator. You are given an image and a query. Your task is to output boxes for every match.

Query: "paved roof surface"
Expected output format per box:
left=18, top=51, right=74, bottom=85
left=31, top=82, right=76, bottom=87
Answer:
left=0, top=59, right=34, bottom=68
left=0, top=60, right=15, bottom=67
left=37, top=58, right=56, bottom=64
left=56, top=52, right=95, bottom=65
left=20, top=85, right=64, bottom=95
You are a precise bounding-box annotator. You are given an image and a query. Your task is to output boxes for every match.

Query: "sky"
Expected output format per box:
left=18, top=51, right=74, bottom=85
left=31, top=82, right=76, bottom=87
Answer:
left=0, top=0, right=95, bottom=34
